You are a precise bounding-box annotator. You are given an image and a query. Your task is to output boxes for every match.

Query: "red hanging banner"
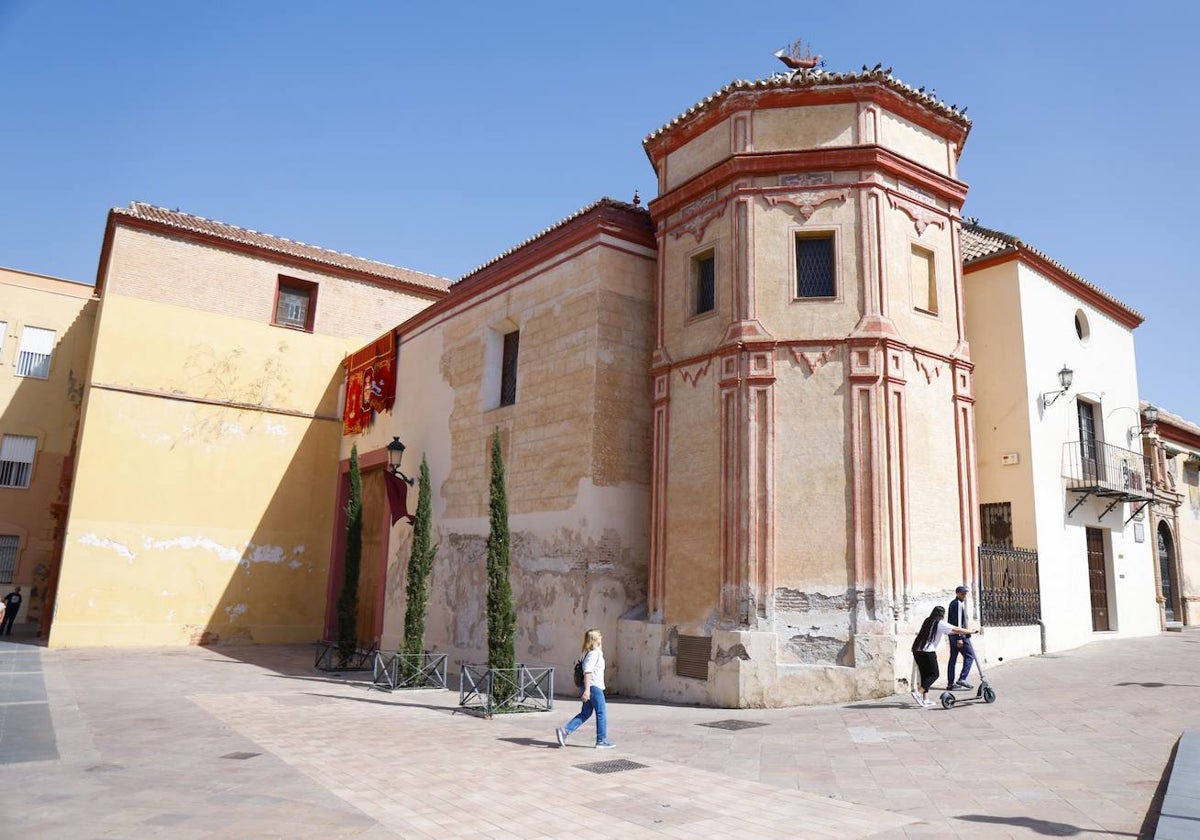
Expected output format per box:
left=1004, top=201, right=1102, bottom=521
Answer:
left=342, top=329, right=397, bottom=435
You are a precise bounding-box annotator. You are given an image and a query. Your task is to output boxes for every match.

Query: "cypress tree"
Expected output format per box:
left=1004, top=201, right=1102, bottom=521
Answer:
left=401, top=455, right=436, bottom=675
left=336, top=445, right=362, bottom=665
left=485, top=429, right=516, bottom=672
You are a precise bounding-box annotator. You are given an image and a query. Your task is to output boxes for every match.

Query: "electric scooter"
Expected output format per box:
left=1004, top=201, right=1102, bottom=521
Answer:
left=939, top=649, right=996, bottom=709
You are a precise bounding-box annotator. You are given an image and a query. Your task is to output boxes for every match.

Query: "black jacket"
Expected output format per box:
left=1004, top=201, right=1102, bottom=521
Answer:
left=947, top=597, right=967, bottom=629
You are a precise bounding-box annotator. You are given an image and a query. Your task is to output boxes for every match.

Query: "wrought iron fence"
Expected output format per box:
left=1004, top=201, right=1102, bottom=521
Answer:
left=978, top=544, right=1041, bottom=626
left=313, top=639, right=378, bottom=672
left=371, top=652, right=448, bottom=691
left=459, top=663, right=554, bottom=717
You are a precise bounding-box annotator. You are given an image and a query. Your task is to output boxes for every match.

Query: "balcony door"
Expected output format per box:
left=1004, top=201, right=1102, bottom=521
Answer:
left=1078, top=401, right=1099, bottom=482
left=1086, top=527, right=1110, bottom=631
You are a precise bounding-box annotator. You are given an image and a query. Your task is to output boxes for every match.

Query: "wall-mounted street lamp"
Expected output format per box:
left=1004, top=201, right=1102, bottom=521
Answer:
left=1129, top=404, right=1159, bottom=441
left=386, top=436, right=415, bottom=486
left=1041, top=364, right=1074, bottom=410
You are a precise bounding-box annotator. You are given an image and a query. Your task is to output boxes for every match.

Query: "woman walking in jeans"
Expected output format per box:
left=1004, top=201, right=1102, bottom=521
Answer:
left=555, top=628, right=615, bottom=749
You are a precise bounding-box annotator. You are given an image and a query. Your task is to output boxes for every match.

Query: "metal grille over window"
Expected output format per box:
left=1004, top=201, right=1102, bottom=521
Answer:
left=0, top=434, right=36, bottom=488
left=979, top=502, right=1014, bottom=548
left=16, top=325, right=55, bottom=378
left=796, top=236, right=835, bottom=297
left=0, top=536, right=16, bottom=584
left=500, top=330, right=519, bottom=407
left=275, top=287, right=310, bottom=328
left=676, top=634, right=712, bottom=680
left=695, top=253, right=715, bottom=314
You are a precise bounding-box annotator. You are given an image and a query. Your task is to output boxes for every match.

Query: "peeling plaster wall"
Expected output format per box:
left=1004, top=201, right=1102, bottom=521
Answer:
left=360, top=234, right=655, bottom=691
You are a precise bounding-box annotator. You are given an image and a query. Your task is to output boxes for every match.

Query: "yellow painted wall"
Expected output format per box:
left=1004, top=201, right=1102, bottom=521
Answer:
left=0, top=267, right=96, bottom=626
left=51, top=226, right=441, bottom=648
left=963, top=261, right=1036, bottom=547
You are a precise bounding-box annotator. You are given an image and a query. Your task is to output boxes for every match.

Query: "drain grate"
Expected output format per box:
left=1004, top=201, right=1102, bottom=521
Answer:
left=220, top=751, right=261, bottom=760
left=698, top=719, right=768, bottom=731
left=575, top=758, right=648, bottom=774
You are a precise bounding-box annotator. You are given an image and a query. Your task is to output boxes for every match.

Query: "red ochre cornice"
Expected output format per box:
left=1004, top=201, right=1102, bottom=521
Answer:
left=963, top=249, right=1143, bottom=330
left=1158, top=420, right=1200, bottom=453
left=397, top=202, right=655, bottom=340
left=645, top=83, right=970, bottom=167
left=648, top=147, right=968, bottom=221
left=94, top=212, right=449, bottom=302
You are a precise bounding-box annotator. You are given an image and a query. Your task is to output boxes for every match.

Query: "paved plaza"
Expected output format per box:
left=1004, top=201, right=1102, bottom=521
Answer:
left=0, top=625, right=1195, bottom=839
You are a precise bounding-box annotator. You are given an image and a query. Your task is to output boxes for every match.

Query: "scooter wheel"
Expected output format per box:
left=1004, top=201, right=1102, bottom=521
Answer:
left=940, top=692, right=955, bottom=709
left=982, top=687, right=996, bottom=704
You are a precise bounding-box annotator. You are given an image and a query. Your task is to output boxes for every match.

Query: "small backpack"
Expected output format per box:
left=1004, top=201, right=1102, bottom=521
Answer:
left=573, top=658, right=585, bottom=689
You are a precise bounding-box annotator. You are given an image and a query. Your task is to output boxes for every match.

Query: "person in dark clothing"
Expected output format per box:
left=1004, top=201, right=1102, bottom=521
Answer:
left=946, top=585, right=977, bottom=689
left=910, top=605, right=973, bottom=707
left=1, top=586, right=22, bottom=635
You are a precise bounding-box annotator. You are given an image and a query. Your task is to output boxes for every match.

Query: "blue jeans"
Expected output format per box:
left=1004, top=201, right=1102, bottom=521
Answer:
left=563, top=687, right=607, bottom=743
left=947, top=636, right=976, bottom=684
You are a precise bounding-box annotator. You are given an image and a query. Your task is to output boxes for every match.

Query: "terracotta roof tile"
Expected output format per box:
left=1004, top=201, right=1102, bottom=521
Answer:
left=644, top=68, right=971, bottom=148
left=961, top=223, right=1142, bottom=323
left=115, top=202, right=450, bottom=294
left=457, top=197, right=651, bottom=283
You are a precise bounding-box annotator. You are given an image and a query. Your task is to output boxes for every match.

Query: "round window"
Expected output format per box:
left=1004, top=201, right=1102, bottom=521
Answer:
left=1074, top=310, right=1090, bottom=344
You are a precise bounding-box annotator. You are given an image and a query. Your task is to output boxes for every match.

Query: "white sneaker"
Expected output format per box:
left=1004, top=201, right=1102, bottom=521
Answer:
left=910, top=691, right=923, bottom=705
left=922, top=698, right=936, bottom=708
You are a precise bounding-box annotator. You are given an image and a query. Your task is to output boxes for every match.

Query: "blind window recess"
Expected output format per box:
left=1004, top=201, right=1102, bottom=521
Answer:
left=16, top=325, right=55, bottom=378
left=0, top=434, right=37, bottom=489
left=0, top=535, right=16, bottom=584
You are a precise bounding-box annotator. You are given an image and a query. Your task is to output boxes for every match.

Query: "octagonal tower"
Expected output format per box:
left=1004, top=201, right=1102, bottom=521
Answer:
left=619, top=65, right=977, bottom=707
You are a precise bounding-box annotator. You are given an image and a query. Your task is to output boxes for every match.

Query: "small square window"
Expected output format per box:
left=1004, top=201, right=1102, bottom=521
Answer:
left=796, top=235, right=835, bottom=298
left=500, top=330, right=519, bottom=407
left=273, top=277, right=317, bottom=331
left=911, top=246, right=937, bottom=314
left=693, top=252, right=715, bottom=315
left=0, top=434, right=36, bottom=489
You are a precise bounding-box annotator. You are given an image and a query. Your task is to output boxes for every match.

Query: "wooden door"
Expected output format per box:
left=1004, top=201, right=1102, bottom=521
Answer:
left=356, top=469, right=387, bottom=647
left=1158, top=524, right=1177, bottom=623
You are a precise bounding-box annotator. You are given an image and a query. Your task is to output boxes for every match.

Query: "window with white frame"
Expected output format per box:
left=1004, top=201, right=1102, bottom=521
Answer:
left=15, top=325, right=55, bottom=378
left=0, top=434, right=37, bottom=488
left=0, top=536, right=16, bottom=584
left=0, top=321, right=7, bottom=362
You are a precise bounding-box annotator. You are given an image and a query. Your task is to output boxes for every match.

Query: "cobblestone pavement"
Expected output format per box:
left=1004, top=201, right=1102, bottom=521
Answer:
left=1, top=625, right=1195, bottom=838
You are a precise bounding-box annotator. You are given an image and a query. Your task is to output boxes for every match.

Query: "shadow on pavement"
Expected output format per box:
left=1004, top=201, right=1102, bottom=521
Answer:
left=1115, top=681, right=1200, bottom=688
left=957, top=814, right=1138, bottom=836
left=497, top=736, right=557, bottom=748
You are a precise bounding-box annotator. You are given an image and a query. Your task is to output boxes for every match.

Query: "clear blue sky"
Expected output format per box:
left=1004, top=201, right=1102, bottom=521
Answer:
left=3, top=1, right=1198, bottom=420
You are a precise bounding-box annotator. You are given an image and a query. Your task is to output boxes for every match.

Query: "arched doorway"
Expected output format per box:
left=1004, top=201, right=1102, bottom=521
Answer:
left=1158, top=522, right=1179, bottom=623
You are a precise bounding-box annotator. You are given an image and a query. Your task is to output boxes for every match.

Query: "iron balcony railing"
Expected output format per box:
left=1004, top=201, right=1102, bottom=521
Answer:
left=1062, top=440, right=1151, bottom=500
left=979, top=544, right=1041, bottom=626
